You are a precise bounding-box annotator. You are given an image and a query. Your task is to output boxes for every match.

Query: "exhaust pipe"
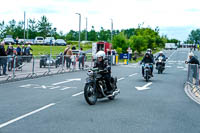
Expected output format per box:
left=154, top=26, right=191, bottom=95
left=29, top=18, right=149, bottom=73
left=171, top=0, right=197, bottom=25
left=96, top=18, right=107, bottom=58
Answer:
left=108, top=89, right=120, bottom=97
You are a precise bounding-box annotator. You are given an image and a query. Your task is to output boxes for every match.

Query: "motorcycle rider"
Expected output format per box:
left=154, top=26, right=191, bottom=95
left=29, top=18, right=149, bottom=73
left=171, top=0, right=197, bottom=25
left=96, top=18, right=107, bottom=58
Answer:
left=185, top=52, right=199, bottom=65
left=146, top=49, right=154, bottom=59
left=140, top=52, right=154, bottom=77
left=155, top=51, right=166, bottom=68
left=94, top=51, right=112, bottom=94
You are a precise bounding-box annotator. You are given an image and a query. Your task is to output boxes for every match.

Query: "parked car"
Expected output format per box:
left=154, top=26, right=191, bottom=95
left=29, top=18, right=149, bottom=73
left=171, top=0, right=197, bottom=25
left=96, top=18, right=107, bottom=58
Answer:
left=25, top=39, right=34, bottom=45
left=3, top=38, right=15, bottom=44
left=55, top=39, right=67, bottom=46
left=34, top=36, right=44, bottom=45
left=44, top=37, right=55, bottom=45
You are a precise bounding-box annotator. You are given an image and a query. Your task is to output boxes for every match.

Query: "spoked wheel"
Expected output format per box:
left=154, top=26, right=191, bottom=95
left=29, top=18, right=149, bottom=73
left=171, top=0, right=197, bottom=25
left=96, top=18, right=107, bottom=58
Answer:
left=84, top=83, right=97, bottom=105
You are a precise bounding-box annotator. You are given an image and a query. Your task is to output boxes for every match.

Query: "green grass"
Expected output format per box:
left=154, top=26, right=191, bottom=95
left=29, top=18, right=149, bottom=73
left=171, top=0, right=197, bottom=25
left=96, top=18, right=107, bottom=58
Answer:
left=5, top=44, right=92, bottom=56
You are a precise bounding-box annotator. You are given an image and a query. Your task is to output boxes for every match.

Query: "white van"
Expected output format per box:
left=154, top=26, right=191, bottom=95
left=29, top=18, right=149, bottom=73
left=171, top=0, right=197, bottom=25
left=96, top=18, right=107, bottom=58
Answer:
left=34, top=36, right=44, bottom=44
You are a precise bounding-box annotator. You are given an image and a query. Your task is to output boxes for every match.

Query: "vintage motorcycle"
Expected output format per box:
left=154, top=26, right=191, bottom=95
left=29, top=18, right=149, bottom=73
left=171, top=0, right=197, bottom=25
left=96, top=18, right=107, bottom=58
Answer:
left=84, top=68, right=120, bottom=105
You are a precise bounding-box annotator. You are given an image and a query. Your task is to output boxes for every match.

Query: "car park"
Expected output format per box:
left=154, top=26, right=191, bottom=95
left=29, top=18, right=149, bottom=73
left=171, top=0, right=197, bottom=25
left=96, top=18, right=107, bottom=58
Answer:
left=44, top=37, right=55, bottom=45
left=3, top=38, right=15, bottom=44
left=34, top=36, right=44, bottom=45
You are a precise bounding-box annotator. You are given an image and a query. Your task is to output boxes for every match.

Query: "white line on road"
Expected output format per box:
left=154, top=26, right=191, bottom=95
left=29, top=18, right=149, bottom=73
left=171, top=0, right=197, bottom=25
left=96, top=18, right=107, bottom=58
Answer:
left=177, top=66, right=184, bottom=69
left=72, top=91, right=84, bottom=97
left=167, top=50, right=176, bottom=61
left=49, top=86, right=60, bottom=90
left=60, top=87, right=77, bottom=91
left=52, top=78, right=81, bottom=86
left=0, top=103, right=56, bottom=129
left=118, top=77, right=125, bottom=81
left=20, top=84, right=32, bottom=88
left=129, top=73, right=138, bottom=77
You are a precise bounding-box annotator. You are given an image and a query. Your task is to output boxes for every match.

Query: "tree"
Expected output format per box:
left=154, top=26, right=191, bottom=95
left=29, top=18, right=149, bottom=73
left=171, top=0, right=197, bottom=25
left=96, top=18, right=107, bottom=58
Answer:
left=37, top=16, right=52, bottom=37
left=187, top=29, right=200, bottom=44
left=0, top=21, right=6, bottom=39
left=112, top=32, right=128, bottom=53
left=130, top=35, right=148, bottom=54
left=28, top=19, right=38, bottom=39
left=88, top=26, right=97, bottom=41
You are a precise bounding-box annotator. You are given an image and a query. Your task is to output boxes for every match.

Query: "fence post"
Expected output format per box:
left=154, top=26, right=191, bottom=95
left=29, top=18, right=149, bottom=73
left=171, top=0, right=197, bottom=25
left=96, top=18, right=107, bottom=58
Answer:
left=32, top=56, right=35, bottom=76
left=12, top=55, right=16, bottom=79
left=48, top=55, right=50, bottom=73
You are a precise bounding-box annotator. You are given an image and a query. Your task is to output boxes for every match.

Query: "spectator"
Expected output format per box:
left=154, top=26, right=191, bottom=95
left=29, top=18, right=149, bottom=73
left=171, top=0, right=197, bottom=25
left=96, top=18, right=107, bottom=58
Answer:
left=72, top=45, right=76, bottom=50
left=64, top=45, right=72, bottom=69
left=78, top=48, right=84, bottom=70
left=0, top=42, right=7, bottom=75
left=26, top=45, right=33, bottom=55
left=21, top=45, right=26, bottom=55
left=16, top=37, right=19, bottom=45
left=7, top=43, right=14, bottom=55
left=185, top=52, right=199, bottom=85
left=16, top=45, right=22, bottom=56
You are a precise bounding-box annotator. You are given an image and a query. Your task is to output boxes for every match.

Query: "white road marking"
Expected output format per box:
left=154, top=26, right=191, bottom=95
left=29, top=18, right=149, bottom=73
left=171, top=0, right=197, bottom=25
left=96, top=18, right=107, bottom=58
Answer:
left=118, top=77, right=125, bottom=81
left=177, top=66, right=184, bottom=69
left=166, top=66, right=172, bottom=68
left=60, top=87, right=77, bottom=91
left=41, top=85, right=47, bottom=89
left=49, top=86, right=60, bottom=90
left=135, top=82, right=152, bottom=91
left=167, top=50, right=176, bottom=60
left=0, top=103, right=56, bottom=129
left=72, top=91, right=84, bottom=97
left=52, top=78, right=81, bottom=86
left=129, top=73, right=138, bottom=77
left=20, top=84, right=32, bottom=88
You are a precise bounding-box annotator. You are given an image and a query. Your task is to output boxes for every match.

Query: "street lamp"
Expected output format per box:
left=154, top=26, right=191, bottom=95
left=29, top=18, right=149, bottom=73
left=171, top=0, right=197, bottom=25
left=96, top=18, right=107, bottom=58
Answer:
left=76, top=13, right=81, bottom=49
left=85, top=17, right=87, bottom=41
left=111, top=19, right=113, bottom=42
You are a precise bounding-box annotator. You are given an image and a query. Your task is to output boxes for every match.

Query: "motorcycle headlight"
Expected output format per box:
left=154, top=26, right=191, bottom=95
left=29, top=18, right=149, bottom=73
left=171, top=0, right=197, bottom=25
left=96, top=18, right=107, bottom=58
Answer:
left=87, top=70, right=93, bottom=76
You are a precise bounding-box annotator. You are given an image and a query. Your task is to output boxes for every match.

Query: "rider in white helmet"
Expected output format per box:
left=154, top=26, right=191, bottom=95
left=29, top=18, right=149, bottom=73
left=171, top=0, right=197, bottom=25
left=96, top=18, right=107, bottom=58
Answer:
left=155, top=51, right=166, bottom=68
left=94, top=51, right=112, bottom=93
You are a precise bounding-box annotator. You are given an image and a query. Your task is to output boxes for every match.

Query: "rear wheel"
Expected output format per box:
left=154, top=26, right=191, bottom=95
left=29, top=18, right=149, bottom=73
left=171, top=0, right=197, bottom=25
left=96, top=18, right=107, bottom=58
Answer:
left=84, top=83, right=97, bottom=105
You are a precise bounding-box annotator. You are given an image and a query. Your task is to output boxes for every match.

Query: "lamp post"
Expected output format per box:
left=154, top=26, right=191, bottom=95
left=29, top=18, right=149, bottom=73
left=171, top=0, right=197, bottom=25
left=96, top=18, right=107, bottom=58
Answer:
left=76, top=13, right=81, bottom=49
left=24, top=11, right=26, bottom=43
left=111, top=19, right=113, bottom=41
left=85, top=17, right=87, bottom=41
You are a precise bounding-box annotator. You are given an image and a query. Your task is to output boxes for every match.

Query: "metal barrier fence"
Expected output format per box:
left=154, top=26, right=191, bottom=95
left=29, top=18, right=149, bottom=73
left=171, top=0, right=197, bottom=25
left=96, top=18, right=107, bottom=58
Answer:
left=0, top=54, right=118, bottom=83
left=186, top=64, right=200, bottom=96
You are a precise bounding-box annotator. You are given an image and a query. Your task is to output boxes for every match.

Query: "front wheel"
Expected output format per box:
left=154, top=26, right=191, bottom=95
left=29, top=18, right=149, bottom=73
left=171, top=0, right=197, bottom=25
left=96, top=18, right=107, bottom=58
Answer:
left=84, top=83, right=97, bottom=105
left=145, top=71, right=149, bottom=82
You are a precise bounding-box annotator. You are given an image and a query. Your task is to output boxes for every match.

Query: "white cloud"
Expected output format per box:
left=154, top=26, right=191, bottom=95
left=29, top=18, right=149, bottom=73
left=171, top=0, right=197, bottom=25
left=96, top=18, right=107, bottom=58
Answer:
left=1, top=0, right=200, bottom=40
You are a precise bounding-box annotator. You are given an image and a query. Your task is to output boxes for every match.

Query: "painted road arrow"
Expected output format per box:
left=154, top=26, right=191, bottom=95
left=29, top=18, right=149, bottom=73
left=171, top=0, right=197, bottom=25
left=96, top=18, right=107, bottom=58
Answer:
left=135, top=82, right=152, bottom=91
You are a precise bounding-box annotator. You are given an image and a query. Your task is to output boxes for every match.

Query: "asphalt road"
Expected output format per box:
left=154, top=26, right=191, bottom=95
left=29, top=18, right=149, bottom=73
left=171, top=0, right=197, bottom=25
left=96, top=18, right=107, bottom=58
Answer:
left=0, top=48, right=200, bottom=133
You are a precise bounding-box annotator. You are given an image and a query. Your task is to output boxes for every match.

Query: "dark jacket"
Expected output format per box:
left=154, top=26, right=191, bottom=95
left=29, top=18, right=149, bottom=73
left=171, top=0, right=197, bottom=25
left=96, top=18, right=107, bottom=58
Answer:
left=188, top=56, right=199, bottom=65
left=141, top=54, right=154, bottom=64
left=94, top=60, right=108, bottom=70
left=16, top=47, right=21, bottom=55
left=0, top=45, right=7, bottom=56
left=7, top=47, right=14, bottom=55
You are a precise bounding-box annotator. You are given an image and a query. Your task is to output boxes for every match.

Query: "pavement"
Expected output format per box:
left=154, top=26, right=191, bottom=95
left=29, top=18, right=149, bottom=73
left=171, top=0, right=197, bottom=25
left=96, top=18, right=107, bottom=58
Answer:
left=0, top=48, right=200, bottom=133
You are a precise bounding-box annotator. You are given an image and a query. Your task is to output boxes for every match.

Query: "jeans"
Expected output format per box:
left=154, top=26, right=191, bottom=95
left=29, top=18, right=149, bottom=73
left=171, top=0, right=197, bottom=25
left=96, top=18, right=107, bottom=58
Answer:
left=0, top=57, right=7, bottom=75
left=79, top=57, right=84, bottom=69
left=66, top=57, right=71, bottom=69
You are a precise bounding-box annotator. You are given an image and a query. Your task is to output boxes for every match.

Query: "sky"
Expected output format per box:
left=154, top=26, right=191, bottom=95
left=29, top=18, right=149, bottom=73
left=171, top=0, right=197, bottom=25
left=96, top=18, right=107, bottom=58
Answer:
left=1, top=0, right=200, bottom=41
